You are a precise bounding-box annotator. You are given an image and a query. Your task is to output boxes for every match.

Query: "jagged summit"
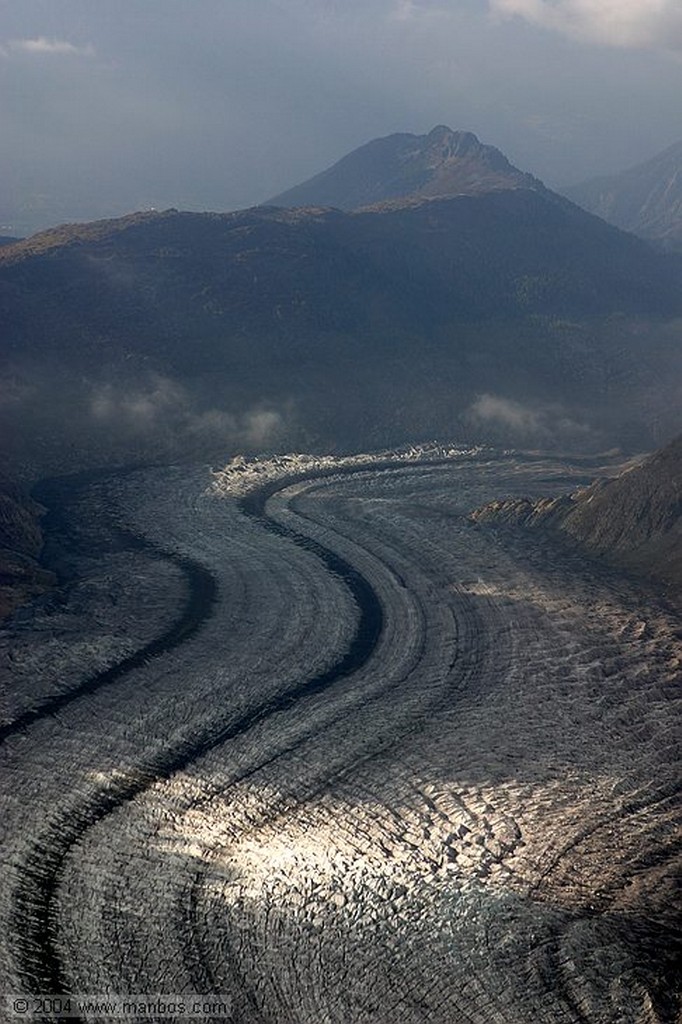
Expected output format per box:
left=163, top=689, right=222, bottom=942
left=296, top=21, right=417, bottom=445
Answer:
left=266, top=125, right=543, bottom=211
left=427, top=125, right=477, bottom=147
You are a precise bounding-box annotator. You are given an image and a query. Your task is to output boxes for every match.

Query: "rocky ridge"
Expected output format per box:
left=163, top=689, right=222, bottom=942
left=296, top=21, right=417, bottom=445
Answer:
left=472, top=436, right=682, bottom=595
left=267, top=125, right=543, bottom=210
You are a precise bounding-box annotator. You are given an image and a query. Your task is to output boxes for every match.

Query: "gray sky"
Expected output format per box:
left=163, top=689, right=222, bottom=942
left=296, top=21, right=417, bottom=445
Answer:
left=1, top=0, right=681, bottom=233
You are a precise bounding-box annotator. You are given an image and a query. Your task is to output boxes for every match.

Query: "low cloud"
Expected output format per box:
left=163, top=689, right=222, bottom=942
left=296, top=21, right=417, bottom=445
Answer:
left=7, top=37, right=95, bottom=57
left=89, top=375, right=287, bottom=449
left=466, top=393, right=592, bottom=444
left=90, top=376, right=186, bottom=429
left=243, top=409, right=285, bottom=445
left=489, top=0, right=682, bottom=51
left=468, top=393, right=541, bottom=433
left=1, top=362, right=296, bottom=474
left=0, top=374, right=38, bottom=410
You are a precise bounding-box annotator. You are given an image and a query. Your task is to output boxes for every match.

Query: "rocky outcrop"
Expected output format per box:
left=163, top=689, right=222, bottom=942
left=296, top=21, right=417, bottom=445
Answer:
left=473, top=436, right=682, bottom=595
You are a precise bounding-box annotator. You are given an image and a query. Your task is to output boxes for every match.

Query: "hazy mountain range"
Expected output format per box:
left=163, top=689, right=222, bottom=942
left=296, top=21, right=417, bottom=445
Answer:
left=271, top=124, right=682, bottom=253
left=1, top=125, right=681, bottom=615
left=1, top=125, right=681, bottom=480
left=1, top=192, right=681, bottom=473
left=564, top=141, right=682, bottom=251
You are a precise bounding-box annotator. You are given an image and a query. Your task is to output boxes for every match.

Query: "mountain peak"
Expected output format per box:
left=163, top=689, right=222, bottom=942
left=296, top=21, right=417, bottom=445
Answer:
left=427, top=125, right=478, bottom=148
left=266, top=126, right=542, bottom=211
left=427, top=124, right=468, bottom=141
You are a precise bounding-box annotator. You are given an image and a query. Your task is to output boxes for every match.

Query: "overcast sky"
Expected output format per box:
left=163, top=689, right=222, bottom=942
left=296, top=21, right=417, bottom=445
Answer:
left=1, top=0, right=681, bottom=233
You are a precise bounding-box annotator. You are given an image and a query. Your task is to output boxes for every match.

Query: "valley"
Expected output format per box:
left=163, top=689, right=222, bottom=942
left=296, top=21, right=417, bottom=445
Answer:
left=3, top=3, right=681, bottom=1021
left=1, top=449, right=678, bottom=1022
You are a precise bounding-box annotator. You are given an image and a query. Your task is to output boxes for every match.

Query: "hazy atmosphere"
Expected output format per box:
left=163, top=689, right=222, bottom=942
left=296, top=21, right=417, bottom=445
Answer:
left=1, top=3, right=681, bottom=1022
left=2, top=0, right=681, bottom=233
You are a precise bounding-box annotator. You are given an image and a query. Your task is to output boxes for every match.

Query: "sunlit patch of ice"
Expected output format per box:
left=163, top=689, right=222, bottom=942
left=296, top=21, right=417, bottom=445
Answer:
left=208, top=443, right=487, bottom=498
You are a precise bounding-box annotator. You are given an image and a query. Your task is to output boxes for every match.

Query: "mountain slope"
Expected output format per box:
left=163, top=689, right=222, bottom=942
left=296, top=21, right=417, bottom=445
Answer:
left=564, top=142, right=682, bottom=251
left=0, top=477, right=55, bottom=619
left=1, top=193, right=681, bottom=470
left=267, top=126, right=542, bottom=210
left=2, top=190, right=678, bottom=343
left=473, top=436, right=682, bottom=594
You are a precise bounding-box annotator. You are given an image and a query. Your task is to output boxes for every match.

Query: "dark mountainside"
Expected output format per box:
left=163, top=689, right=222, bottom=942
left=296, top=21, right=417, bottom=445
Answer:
left=564, top=141, right=682, bottom=251
left=473, top=435, right=682, bottom=596
left=2, top=182, right=682, bottom=475
left=0, top=237, right=21, bottom=248
left=0, top=477, right=55, bottom=619
left=267, top=126, right=542, bottom=210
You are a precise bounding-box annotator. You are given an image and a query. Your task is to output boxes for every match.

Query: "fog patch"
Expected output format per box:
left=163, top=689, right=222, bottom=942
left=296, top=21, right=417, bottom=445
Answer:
left=468, top=394, right=541, bottom=433
left=88, top=375, right=287, bottom=449
left=466, top=393, right=592, bottom=444
left=0, top=365, right=295, bottom=477
left=90, top=375, right=186, bottom=428
left=0, top=374, right=39, bottom=410
left=244, top=409, right=285, bottom=445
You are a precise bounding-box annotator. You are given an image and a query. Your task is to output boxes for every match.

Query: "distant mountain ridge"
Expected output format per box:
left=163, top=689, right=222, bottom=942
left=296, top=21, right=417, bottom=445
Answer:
left=2, top=191, right=678, bottom=347
left=267, top=126, right=543, bottom=210
left=2, top=186, right=682, bottom=473
left=564, top=142, right=682, bottom=251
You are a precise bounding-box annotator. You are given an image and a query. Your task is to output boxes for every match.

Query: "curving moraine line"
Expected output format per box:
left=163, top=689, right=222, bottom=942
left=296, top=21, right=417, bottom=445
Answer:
left=0, top=540, right=217, bottom=746
left=1, top=468, right=219, bottom=747
left=11, top=464, right=387, bottom=1019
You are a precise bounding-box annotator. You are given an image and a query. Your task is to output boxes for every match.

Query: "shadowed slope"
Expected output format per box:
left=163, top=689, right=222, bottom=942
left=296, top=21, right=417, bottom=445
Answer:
left=473, top=436, right=682, bottom=594
left=2, top=192, right=682, bottom=468
left=0, top=478, right=55, bottom=619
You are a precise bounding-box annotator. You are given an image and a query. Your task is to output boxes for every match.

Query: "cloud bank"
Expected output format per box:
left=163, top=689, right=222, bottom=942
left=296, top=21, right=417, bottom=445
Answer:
left=490, top=0, right=682, bottom=50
